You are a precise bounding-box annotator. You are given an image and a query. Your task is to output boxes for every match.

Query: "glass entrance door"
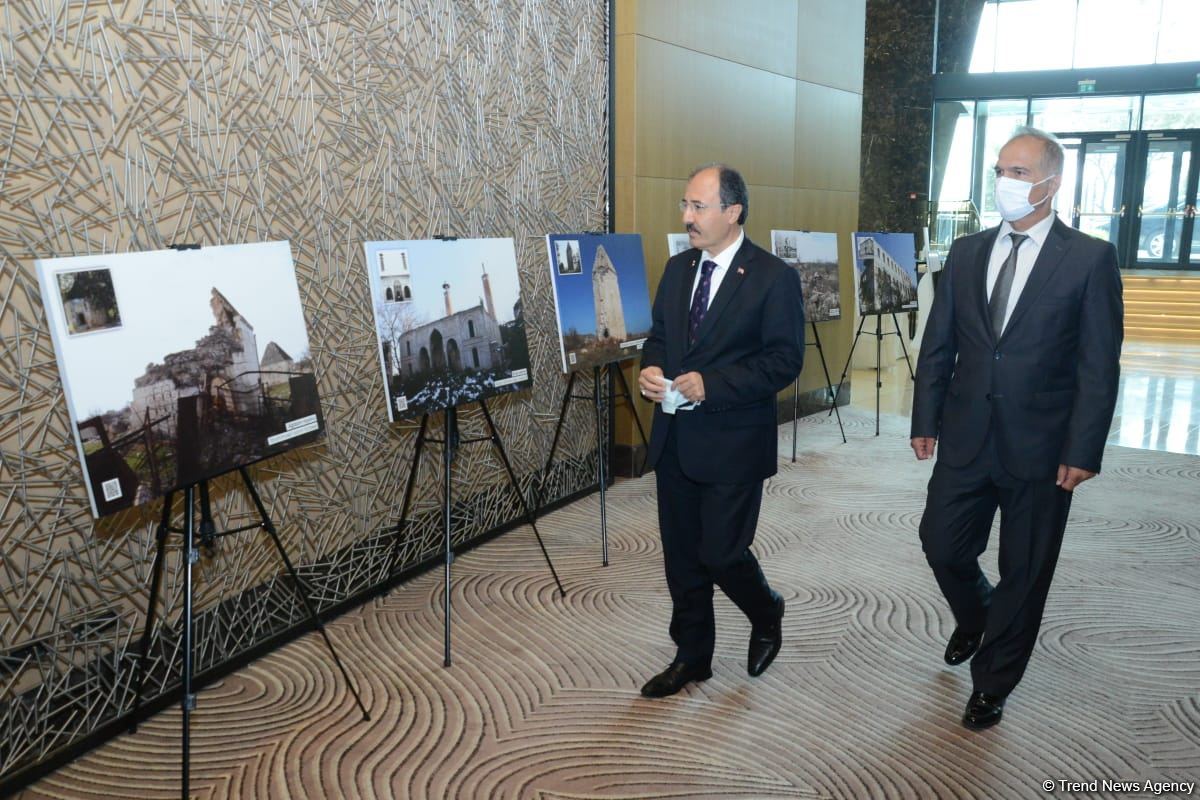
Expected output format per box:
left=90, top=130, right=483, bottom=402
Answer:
left=1060, top=135, right=1129, bottom=252
left=1131, top=133, right=1199, bottom=268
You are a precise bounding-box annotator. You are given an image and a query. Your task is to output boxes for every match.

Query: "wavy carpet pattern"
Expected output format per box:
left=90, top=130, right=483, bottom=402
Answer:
left=20, top=409, right=1200, bottom=799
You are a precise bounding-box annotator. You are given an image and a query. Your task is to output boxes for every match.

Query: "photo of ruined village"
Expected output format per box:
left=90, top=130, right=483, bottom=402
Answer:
left=36, top=242, right=323, bottom=518
left=666, top=233, right=691, bottom=257
left=365, top=237, right=533, bottom=422
left=546, top=233, right=653, bottom=373
left=771, top=230, right=843, bottom=323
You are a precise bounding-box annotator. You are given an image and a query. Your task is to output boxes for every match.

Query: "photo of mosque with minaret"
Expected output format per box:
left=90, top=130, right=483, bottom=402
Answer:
left=365, top=237, right=532, bottom=421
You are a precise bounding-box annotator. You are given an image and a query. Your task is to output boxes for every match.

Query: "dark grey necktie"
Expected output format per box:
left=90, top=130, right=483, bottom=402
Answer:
left=988, top=233, right=1028, bottom=339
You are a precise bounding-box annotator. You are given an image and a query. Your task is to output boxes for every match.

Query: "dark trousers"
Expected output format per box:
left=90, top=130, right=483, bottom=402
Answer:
left=655, top=424, right=777, bottom=667
left=919, top=434, right=1073, bottom=697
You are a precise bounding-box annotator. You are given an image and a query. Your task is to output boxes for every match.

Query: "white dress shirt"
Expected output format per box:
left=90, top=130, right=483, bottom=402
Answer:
left=692, top=230, right=744, bottom=309
left=986, top=213, right=1055, bottom=334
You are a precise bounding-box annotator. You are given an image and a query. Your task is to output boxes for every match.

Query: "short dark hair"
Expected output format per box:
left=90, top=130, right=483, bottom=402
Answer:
left=690, top=162, right=749, bottom=224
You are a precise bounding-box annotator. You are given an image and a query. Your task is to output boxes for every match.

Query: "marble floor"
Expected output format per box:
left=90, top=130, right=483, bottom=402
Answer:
left=847, top=339, right=1200, bottom=457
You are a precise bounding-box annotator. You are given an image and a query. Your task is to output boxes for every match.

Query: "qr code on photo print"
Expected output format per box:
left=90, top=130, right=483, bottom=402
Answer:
left=394, top=395, right=408, bottom=412
left=102, top=478, right=123, bottom=502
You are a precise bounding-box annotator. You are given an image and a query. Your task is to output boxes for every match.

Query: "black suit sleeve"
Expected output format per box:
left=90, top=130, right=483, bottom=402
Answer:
left=703, top=265, right=805, bottom=406
left=911, top=240, right=961, bottom=439
left=1061, top=243, right=1123, bottom=472
left=640, top=260, right=670, bottom=371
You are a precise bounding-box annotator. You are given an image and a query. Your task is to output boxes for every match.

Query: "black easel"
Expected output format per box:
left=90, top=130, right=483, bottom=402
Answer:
left=535, top=361, right=649, bottom=566
left=391, top=398, right=565, bottom=668
left=831, top=311, right=916, bottom=436
left=130, top=469, right=370, bottom=800
left=791, top=320, right=846, bottom=460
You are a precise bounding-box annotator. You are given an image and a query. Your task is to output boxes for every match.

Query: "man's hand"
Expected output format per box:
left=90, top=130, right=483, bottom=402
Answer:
left=1056, top=464, right=1096, bottom=491
left=638, top=366, right=667, bottom=403
left=911, top=436, right=936, bottom=460
left=673, top=371, right=705, bottom=404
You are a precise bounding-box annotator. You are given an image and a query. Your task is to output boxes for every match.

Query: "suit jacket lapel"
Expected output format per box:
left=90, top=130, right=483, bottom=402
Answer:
left=688, top=238, right=753, bottom=352
left=972, top=228, right=1001, bottom=343
left=1000, top=218, right=1072, bottom=341
left=675, top=252, right=700, bottom=350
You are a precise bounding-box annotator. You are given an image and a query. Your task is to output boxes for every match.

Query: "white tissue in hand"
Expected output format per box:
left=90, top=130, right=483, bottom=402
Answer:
left=659, top=376, right=695, bottom=415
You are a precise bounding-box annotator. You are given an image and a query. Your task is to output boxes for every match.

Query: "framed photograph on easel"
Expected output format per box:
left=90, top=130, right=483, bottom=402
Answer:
left=35, top=241, right=323, bottom=517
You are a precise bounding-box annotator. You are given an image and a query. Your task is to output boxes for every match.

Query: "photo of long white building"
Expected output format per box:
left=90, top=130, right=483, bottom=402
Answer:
left=853, top=233, right=919, bottom=315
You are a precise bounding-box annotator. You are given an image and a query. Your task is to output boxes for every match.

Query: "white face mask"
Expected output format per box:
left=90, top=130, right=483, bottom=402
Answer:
left=994, top=175, right=1053, bottom=222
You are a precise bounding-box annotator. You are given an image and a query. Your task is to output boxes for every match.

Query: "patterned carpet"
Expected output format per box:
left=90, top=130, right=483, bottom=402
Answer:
left=20, top=408, right=1200, bottom=799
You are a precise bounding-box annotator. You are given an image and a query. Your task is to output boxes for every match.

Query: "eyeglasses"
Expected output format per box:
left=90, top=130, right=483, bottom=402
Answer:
left=678, top=200, right=729, bottom=214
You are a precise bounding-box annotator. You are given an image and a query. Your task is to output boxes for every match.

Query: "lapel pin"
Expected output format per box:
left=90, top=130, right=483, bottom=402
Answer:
left=736, top=266, right=745, bottom=275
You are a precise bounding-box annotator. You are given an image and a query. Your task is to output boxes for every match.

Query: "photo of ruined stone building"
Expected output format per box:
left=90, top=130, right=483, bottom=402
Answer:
left=36, top=241, right=322, bottom=517
left=56, top=267, right=123, bottom=335
left=853, top=232, right=919, bottom=315
left=771, top=230, right=843, bottom=324
left=546, top=233, right=653, bottom=373
left=365, top=237, right=533, bottom=422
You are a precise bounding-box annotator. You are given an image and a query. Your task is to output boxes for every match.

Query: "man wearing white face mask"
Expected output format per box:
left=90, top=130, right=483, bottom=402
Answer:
left=910, top=127, right=1123, bottom=730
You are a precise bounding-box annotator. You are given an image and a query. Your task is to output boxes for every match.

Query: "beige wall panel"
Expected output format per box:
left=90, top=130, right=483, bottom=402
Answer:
left=616, top=176, right=687, bottom=442
left=631, top=0, right=800, bottom=78
left=748, top=185, right=859, bottom=397
left=739, top=183, right=798, bottom=250
left=614, top=176, right=639, bottom=235
left=620, top=180, right=859, bottom=423
left=634, top=38, right=796, bottom=187
left=627, top=176, right=687, bottom=285
left=615, top=33, right=638, bottom=179
left=615, top=0, right=636, bottom=36
left=628, top=181, right=859, bottom=299
left=795, top=0, right=867, bottom=93
left=613, top=3, right=865, bottom=442
left=792, top=187, right=862, bottom=237
left=794, top=81, right=863, bottom=192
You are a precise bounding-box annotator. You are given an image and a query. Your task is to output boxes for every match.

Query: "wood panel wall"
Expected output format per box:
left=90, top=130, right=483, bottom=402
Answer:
left=613, top=0, right=867, bottom=450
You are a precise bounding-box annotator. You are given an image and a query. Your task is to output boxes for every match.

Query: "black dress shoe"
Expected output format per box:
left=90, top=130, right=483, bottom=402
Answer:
left=640, top=662, right=712, bottom=698
left=962, top=690, right=1006, bottom=730
left=944, top=627, right=983, bottom=666
left=747, top=594, right=785, bottom=677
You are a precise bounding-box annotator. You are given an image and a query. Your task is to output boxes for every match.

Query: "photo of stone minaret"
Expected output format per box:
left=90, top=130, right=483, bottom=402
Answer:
left=546, top=233, right=653, bottom=373
left=591, top=245, right=626, bottom=340
left=481, top=263, right=495, bottom=317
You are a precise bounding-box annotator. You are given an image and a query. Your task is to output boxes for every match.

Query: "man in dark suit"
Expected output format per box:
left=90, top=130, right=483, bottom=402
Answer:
left=911, top=127, right=1123, bottom=729
left=637, top=163, right=806, bottom=698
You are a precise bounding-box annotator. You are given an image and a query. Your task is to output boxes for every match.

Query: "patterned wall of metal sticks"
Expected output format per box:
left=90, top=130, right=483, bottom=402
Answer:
left=0, top=0, right=609, bottom=789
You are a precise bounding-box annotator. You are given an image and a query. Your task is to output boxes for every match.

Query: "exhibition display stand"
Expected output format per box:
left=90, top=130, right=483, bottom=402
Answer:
left=391, top=398, right=565, bottom=668
left=791, top=319, right=847, bottom=460
left=832, top=312, right=916, bottom=436
left=535, top=362, right=648, bottom=566
left=130, top=469, right=370, bottom=800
